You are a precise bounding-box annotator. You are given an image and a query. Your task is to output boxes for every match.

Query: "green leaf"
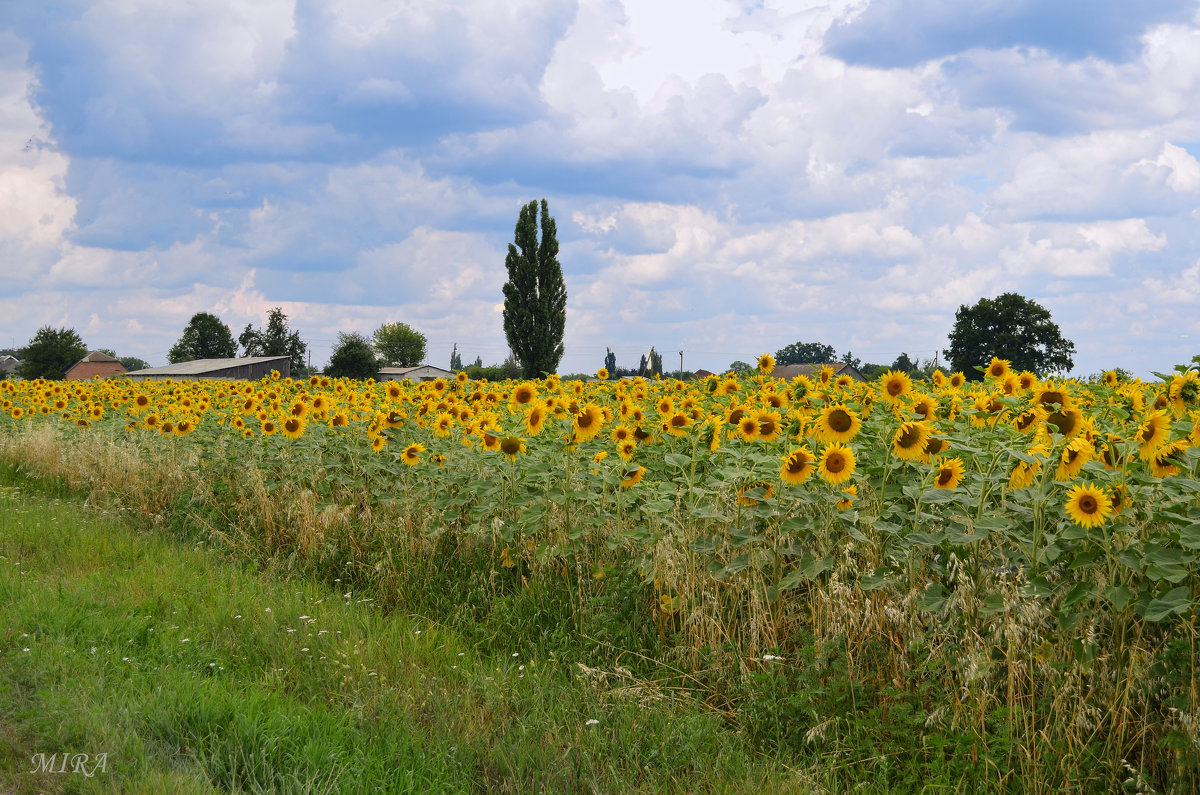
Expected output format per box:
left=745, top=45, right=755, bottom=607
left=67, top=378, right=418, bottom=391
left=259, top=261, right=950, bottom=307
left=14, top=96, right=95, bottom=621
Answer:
left=799, top=553, right=832, bottom=580
left=1143, top=587, right=1193, bottom=622
left=1178, top=523, right=1200, bottom=550
left=1060, top=581, right=1096, bottom=610
left=906, top=532, right=945, bottom=547
left=917, top=582, right=947, bottom=613
left=663, top=453, right=691, bottom=468
left=1105, top=585, right=1133, bottom=612
left=859, top=569, right=896, bottom=591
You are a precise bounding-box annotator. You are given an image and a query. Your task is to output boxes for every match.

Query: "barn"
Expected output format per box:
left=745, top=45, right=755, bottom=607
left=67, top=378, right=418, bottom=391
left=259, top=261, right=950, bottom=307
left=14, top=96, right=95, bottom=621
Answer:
left=377, top=365, right=455, bottom=383
left=64, top=351, right=128, bottom=380
left=126, top=356, right=292, bottom=381
left=770, top=363, right=867, bottom=382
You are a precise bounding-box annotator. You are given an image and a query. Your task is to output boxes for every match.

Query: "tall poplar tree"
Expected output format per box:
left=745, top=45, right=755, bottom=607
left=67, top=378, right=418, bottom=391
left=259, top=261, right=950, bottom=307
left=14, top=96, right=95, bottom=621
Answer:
left=502, top=199, right=567, bottom=378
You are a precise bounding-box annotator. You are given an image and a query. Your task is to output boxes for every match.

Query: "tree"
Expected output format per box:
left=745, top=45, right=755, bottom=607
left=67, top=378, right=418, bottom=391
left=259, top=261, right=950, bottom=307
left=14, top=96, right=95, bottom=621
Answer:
left=604, top=347, right=617, bottom=377
left=239, top=308, right=308, bottom=375
left=502, top=198, right=567, bottom=378
left=728, top=360, right=753, bottom=375
left=775, top=340, right=837, bottom=365
left=169, top=313, right=237, bottom=363
left=946, top=293, right=1075, bottom=380
left=891, top=352, right=915, bottom=373
left=449, top=344, right=462, bottom=372
left=119, top=356, right=150, bottom=372
left=372, top=322, right=426, bottom=367
left=15, top=327, right=87, bottom=380
left=840, top=350, right=862, bottom=370
left=325, top=332, right=380, bottom=380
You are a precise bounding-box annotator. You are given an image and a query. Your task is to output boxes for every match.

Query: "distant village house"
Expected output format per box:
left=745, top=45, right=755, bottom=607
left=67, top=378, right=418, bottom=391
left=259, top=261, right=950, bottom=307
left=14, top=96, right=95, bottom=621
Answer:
left=64, top=351, right=127, bottom=380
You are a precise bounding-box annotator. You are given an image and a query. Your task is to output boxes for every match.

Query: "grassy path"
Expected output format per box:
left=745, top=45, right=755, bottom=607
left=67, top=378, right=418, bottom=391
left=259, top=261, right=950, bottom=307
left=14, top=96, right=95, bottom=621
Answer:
left=0, top=473, right=802, bottom=794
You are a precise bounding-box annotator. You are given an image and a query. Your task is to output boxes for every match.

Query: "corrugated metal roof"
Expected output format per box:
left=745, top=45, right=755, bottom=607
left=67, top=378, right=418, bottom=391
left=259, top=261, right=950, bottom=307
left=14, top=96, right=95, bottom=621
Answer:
left=127, top=356, right=291, bottom=377
left=79, top=350, right=120, bottom=363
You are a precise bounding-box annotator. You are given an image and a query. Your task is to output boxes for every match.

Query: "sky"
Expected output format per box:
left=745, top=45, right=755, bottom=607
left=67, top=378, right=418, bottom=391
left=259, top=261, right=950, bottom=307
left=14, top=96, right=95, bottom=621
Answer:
left=2, top=0, right=1199, bottom=378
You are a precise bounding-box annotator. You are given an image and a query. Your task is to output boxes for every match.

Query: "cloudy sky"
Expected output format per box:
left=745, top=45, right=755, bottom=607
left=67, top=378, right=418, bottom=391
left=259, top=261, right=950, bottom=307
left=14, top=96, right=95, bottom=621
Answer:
left=3, top=0, right=1199, bottom=377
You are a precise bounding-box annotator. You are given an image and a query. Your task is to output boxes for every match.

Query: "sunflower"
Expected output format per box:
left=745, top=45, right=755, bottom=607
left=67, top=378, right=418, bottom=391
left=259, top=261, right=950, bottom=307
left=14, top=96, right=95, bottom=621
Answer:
left=930, top=369, right=947, bottom=388
left=1045, top=407, right=1083, bottom=438
left=261, top=420, right=278, bottom=436
left=932, top=456, right=965, bottom=489
left=1103, top=370, right=1121, bottom=387
left=371, top=435, right=387, bottom=452
left=288, top=400, right=307, bottom=419
left=1064, top=482, right=1112, bottom=529
left=754, top=409, right=782, bottom=442
left=737, top=481, right=774, bottom=506
left=971, top=393, right=1007, bottom=428
left=1136, top=410, right=1171, bottom=458
left=948, top=372, right=966, bottom=389
left=573, top=403, right=605, bottom=443
left=815, top=404, right=861, bottom=443
left=1033, top=381, right=1072, bottom=411
left=655, top=396, right=674, bottom=416
left=433, top=412, right=455, bottom=437
left=144, top=412, right=160, bottom=428
left=331, top=412, right=349, bottom=427
left=1009, top=445, right=1047, bottom=489
left=596, top=367, right=610, bottom=380
left=499, top=435, right=526, bottom=462
left=921, top=434, right=949, bottom=462
left=1012, top=407, right=1046, bottom=434
left=279, top=416, right=304, bottom=439
left=892, top=421, right=930, bottom=462
left=779, top=446, right=816, bottom=485
left=402, top=442, right=426, bottom=465
left=456, top=370, right=469, bottom=384
left=818, top=443, right=856, bottom=485
left=133, top=393, right=151, bottom=412
left=617, top=440, right=637, bottom=462
left=1149, top=440, right=1188, bottom=478
left=611, top=424, right=634, bottom=444
left=174, top=418, right=195, bottom=437
left=986, top=357, right=1011, bottom=380
left=523, top=401, right=548, bottom=436
left=621, top=465, right=646, bottom=488
left=724, top=403, right=748, bottom=426
left=909, top=395, right=938, bottom=422
left=383, top=409, right=406, bottom=428
left=1054, top=437, right=1091, bottom=481
left=510, top=381, right=538, bottom=407
left=757, top=353, right=776, bottom=375
left=1168, top=370, right=1199, bottom=415
left=836, top=484, right=857, bottom=511
left=664, top=411, right=692, bottom=437
left=736, top=414, right=759, bottom=441
left=879, top=370, right=912, bottom=402
left=159, top=420, right=175, bottom=435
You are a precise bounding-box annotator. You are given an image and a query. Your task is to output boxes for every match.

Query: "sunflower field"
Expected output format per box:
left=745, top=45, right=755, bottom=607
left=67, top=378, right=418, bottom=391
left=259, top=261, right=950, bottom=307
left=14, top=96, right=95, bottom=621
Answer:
left=2, top=358, right=1199, bottom=790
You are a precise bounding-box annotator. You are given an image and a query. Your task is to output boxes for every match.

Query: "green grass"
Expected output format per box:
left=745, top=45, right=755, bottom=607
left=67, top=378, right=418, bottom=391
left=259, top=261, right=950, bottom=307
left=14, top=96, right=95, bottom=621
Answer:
left=0, top=471, right=804, bottom=794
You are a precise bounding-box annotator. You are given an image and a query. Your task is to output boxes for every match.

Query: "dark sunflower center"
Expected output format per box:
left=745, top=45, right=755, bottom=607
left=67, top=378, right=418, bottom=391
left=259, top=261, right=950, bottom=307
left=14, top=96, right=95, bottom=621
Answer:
left=786, top=454, right=809, bottom=474
left=500, top=437, right=522, bottom=455
left=1079, top=496, right=1097, bottom=514
left=1047, top=411, right=1076, bottom=435
left=826, top=454, right=845, bottom=474
left=937, top=468, right=954, bottom=486
left=897, top=426, right=921, bottom=449
left=758, top=419, right=776, bottom=435
left=829, top=409, right=852, bottom=433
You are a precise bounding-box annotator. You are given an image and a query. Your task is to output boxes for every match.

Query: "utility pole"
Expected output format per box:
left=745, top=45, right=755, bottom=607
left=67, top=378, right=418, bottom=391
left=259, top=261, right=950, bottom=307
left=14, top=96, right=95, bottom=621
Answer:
left=679, top=350, right=684, bottom=380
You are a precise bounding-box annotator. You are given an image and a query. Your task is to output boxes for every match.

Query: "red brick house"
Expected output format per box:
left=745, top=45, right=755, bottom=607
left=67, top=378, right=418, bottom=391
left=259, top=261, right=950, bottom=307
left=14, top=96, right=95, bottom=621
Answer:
left=65, top=351, right=127, bottom=380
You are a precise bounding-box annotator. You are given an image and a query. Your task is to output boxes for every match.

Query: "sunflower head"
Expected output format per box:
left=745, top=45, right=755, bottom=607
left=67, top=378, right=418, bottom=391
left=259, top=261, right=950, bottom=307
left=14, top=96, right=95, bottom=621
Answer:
left=757, top=353, right=776, bottom=375
left=499, top=435, right=526, bottom=462
left=933, top=456, right=965, bottom=490
left=779, top=446, right=816, bottom=485
left=1065, top=482, right=1112, bottom=528
left=892, top=421, right=930, bottom=461
left=596, top=367, right=610, bottom=381
left=621, top=465, right=645, bottom=488
left=879, top=370, right=912, bottom=402
left=818, top=443, right=856, bottom=485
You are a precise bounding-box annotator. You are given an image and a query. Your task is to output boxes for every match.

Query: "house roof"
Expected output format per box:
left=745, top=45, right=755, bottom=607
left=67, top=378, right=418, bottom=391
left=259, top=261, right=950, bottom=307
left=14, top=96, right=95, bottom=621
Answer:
left=126, top=356, right=291, bottom=377
left=378, top=365, right=454, bottom=376
left=77, top=350, right=120, bottom=364
left=771, top=362, right=867, bottom=382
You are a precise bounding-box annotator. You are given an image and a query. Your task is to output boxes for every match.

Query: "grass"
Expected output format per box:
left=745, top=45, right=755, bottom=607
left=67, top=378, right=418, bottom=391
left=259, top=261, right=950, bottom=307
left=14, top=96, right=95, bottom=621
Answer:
left=0, top=467, right=805, bottom=794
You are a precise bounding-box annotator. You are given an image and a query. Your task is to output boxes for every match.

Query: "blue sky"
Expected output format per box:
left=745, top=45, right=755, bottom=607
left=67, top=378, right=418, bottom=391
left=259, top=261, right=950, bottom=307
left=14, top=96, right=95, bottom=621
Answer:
left=2, top=0, right=1199, bottom=377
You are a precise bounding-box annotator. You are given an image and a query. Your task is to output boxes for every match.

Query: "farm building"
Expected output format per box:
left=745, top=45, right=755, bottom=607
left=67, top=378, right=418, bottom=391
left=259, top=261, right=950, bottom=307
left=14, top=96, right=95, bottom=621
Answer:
left=126, top=356, right=291, bottom=381
left=64, top=351, right=127, bottom=380
left=0, top=355, right=19, bottom=378
left=377, top=365, right=455, bottom=383
left=770, top=362, right=867, bottom=382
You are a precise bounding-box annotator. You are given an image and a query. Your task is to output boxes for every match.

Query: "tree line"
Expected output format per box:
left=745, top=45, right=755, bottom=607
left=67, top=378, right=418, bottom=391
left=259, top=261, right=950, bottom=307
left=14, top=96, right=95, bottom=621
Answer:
left=5, top=197, right=1083, bottom=384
